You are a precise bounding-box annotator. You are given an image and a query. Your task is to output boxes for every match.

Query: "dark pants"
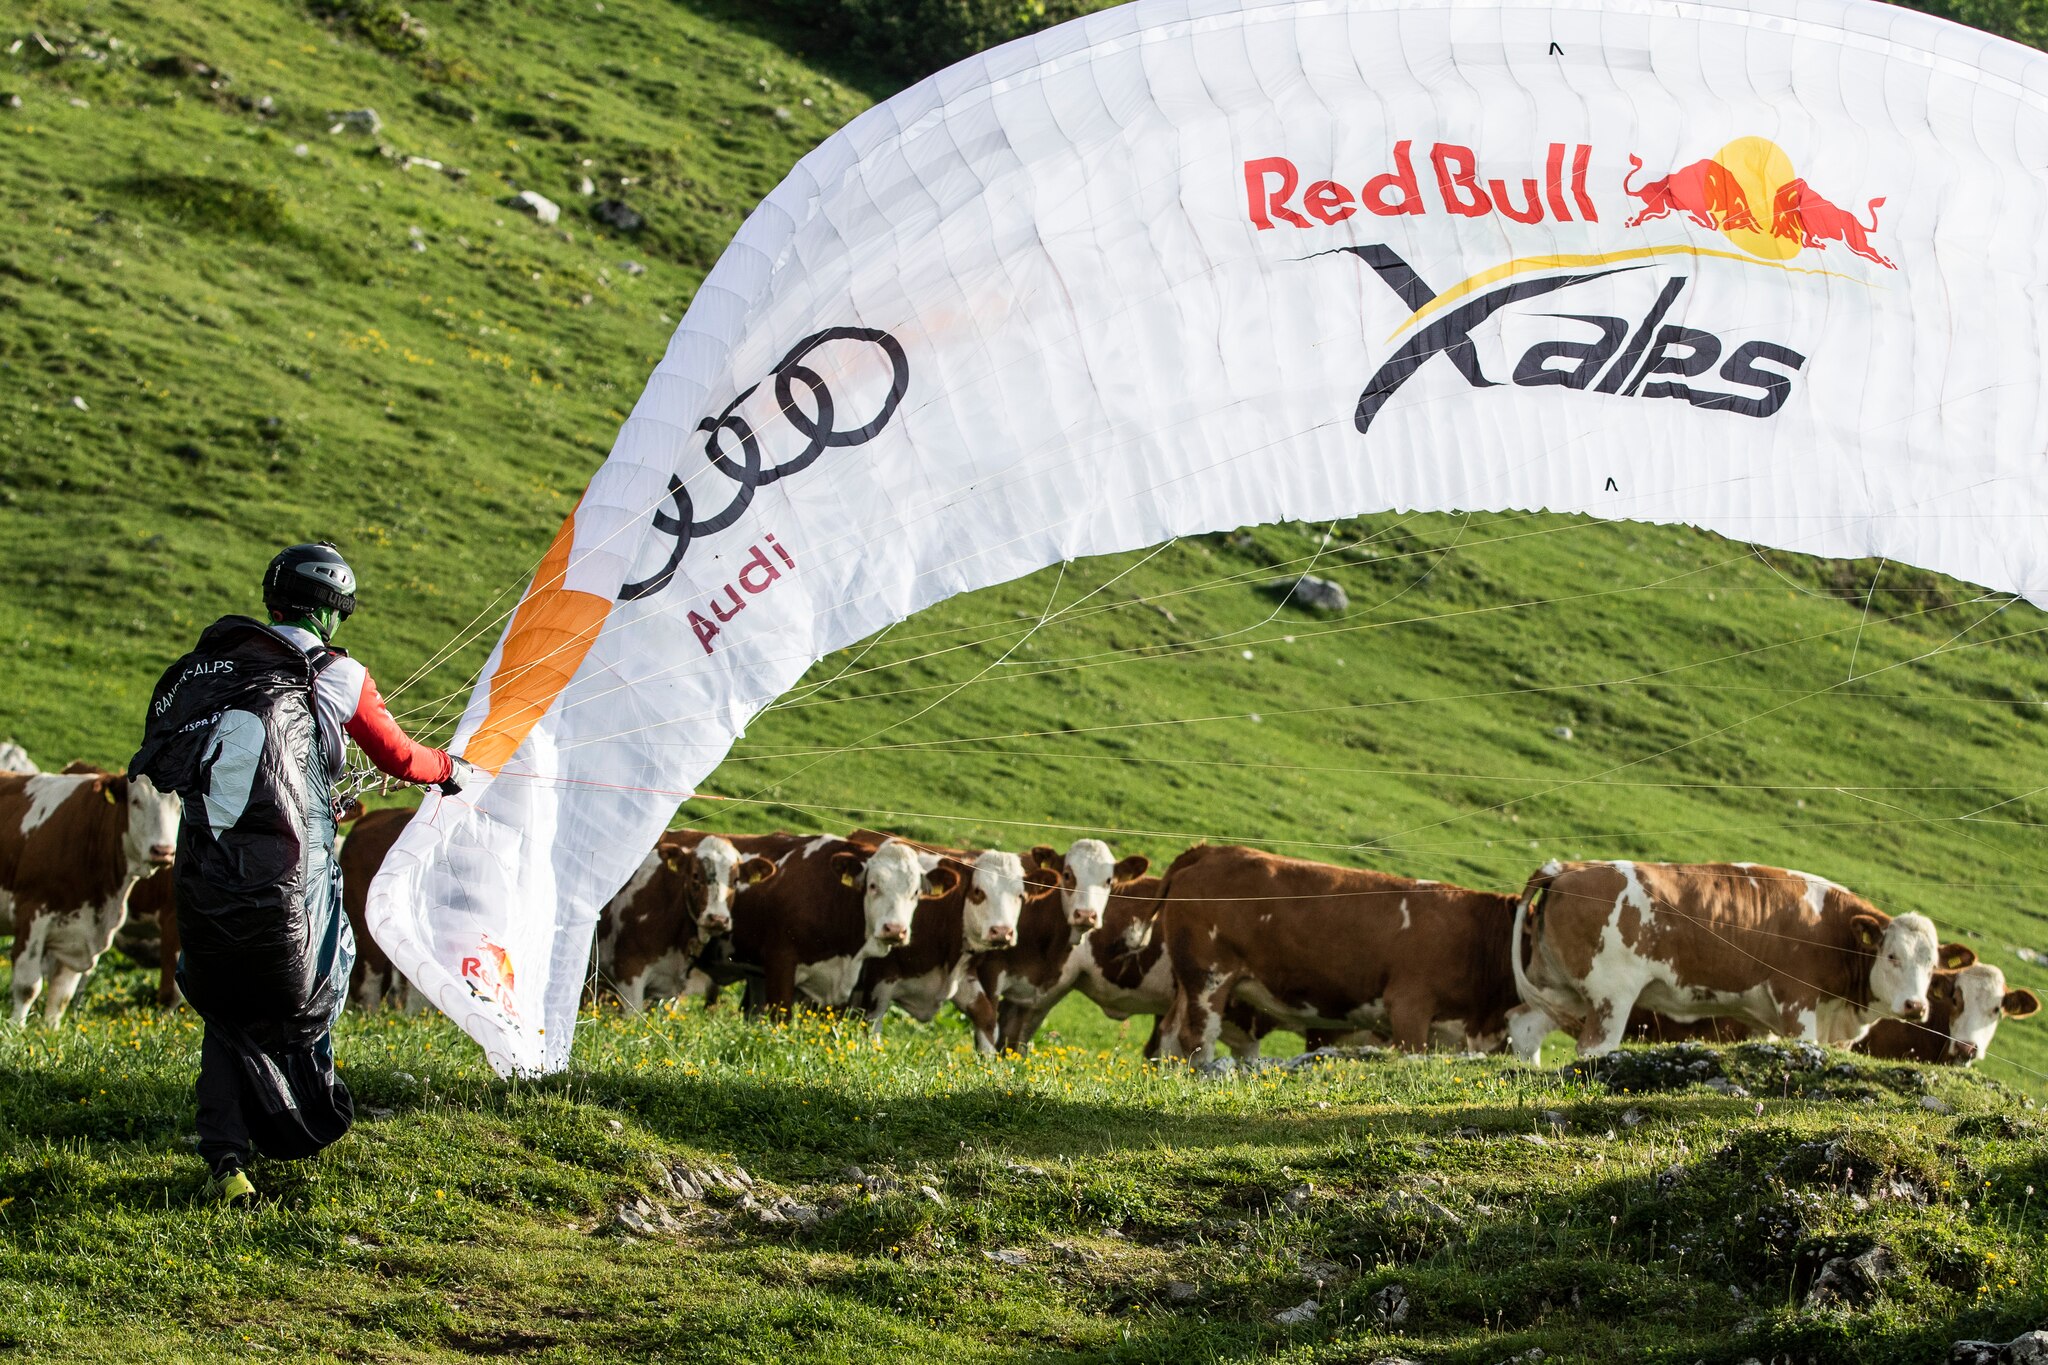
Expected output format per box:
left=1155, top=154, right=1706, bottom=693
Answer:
left=194, top=1025, right=347, bottom=1176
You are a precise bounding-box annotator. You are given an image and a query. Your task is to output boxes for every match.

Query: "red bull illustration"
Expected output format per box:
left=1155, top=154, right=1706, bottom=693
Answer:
left=1623, top=136, right=1894, bottom=270
left=1769, top=178, right=1893, bottom=268
left=460, top=937, right=520, bottom=1020
left=1621, top=155, right=1761, bottom=233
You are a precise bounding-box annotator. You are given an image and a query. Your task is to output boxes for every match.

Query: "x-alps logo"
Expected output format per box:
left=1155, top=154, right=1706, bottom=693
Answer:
left=1243, top=137, right=1892, bottom=432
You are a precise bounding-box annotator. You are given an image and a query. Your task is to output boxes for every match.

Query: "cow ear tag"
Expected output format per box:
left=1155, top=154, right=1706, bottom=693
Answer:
left=840, top=871, right=857, bottom=888
left=103, top=787, right=117, bottom=806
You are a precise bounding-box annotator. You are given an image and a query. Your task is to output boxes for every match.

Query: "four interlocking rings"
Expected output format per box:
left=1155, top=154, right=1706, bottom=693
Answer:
left=619, top=326, right=909, bottom=601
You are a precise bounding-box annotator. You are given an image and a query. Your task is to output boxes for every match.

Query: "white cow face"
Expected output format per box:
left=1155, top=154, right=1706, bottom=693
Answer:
left=1943, top=963, right=2041, bottom=1063
left=671, top=835, right=774, bottom=936
left=837, top=840, right=960, bottom=951
left=1031, top=839, right=1150, bottom=931
left=963, top=851, right=1025, bottom=951
left=119, top=774, right=180, bottom=877
left=1859, top=912, right=1938, bottom=1020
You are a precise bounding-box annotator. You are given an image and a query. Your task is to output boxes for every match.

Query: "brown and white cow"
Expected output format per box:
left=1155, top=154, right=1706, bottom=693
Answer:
left=592, top=830, right=776, bottom=1012
left=1153, top=845, right=1522, bottom=1063
left=850, top=844, right=1032, bottom=1051
left=1025, top=840, right=1151, bottom=935
left=984, top=867, right=1165, bottom=1052
left=1856, top=960, right=2039, bottom=1064
left=1509, top=860, right=1941, bottom=1061
left=3, top=770, right=180, bottom=1024
left=717, top=834, right=960, bottom=1016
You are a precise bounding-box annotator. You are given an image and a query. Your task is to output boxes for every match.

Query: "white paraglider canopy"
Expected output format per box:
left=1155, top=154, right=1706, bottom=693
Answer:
left=369, top=0, right=2048, bottom=1075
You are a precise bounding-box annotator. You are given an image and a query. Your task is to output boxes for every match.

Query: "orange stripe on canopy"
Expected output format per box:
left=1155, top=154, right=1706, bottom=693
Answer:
left=465, top=508, right=612, bottom=774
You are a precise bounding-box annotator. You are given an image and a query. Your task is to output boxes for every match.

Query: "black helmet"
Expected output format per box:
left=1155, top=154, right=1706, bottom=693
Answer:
left=263, top=542, right=357, bottom=620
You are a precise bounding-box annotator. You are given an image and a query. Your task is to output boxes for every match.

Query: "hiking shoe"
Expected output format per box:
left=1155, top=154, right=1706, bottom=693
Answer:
left=209, top=1169, right=256, bottom=1206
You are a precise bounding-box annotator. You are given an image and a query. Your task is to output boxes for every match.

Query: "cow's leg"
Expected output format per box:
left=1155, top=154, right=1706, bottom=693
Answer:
left=1169, top=969, right=1236, bottom=1065
left=1387, top=988, right=1438, bottom=1053
left=42, top=962, right=86, bottom=1026
left=952, top=983, right=999, bottom=1055
left=1219, top=1002, right=1265, bottom=1059
left=10, top=913, right=50, bottom=1025
left=614, top=972, right=648, bottom=1015
left=997, top=997, right=1044, bottom=1054
left=757, top=950, right=797, bottom=1022
left=1575, top=989, right=1638, bottom=1057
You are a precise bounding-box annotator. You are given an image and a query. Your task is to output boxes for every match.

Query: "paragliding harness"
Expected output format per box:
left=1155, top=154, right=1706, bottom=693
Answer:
left=131, top=616, right=357, bottom=1163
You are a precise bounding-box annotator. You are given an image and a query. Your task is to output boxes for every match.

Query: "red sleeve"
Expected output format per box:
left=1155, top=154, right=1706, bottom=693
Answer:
left=344, top=672, right=454, bottom=784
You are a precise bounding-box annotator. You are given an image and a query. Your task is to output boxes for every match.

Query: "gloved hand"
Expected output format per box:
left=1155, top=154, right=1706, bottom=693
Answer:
left=438, top=755, right=479, bottom=796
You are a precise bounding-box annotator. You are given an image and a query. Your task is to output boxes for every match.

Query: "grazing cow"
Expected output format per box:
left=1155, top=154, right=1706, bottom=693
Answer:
left=1153, top=845, right=1522, bottom=1063
left=1856, top=960, right=2039, bottom=1064
left=716, top=834, right=960, bottom=1015
left=1509, top=860, right=1941, bottom=1061
left=337, top=806, right=420, bottom=1010
left=2, top=770, right=181, bottom=1024
left=593, top=830, right=776, bottom=1012
left=849, top=844, right=1032, bottom=1051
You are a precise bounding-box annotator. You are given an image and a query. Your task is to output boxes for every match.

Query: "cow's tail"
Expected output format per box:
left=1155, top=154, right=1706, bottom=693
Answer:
left=1861, top=196, right=1885, bottom=232
left=1621, top=153, right=1644, bottom=196
left=1510, top=860, right=1570, bottom=1014
left=1137, top=843, right=1216, bottom=947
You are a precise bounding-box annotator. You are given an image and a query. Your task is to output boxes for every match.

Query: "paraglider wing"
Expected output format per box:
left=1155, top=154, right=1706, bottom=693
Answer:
left=369, top=0, right=2048, bottom=1075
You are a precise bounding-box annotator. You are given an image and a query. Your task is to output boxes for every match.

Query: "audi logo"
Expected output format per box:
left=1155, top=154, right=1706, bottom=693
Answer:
left=619, top=326, right=910, bottom=602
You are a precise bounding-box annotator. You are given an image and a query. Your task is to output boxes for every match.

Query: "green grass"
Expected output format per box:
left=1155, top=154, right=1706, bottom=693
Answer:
left=4, top=960, right=2046, bottom=1363
left=5, top=0, right=2048, bottom=1358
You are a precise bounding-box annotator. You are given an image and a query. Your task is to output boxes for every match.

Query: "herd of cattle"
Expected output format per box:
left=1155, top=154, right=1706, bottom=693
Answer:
left=1, top=746, right=2040, bottom=1069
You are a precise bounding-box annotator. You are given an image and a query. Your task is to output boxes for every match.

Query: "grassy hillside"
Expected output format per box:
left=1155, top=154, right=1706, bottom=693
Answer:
left=4, top=0, right=2048, bottom=1358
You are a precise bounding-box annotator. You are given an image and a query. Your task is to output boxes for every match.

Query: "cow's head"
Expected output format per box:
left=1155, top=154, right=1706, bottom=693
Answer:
left=110, top=773, right=180, bottom=876
left=834, top=839, right=959, bottom=951
left=962, top=850, right=1027, bottom=952
left=1027, top=839, right=1149, bottom=932
left=1855, top=911, right=1938, bottom=1020
left=1937, top=962, right=2040, bottom=1064
left=664, top=835, right=775, bottom=937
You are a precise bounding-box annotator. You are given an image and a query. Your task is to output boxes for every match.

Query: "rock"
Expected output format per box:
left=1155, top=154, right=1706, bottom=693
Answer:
left=1949, top=1343, right=2003, bottom=1365
left=4, top=95, right=21, bottom=109
left=68, top=97, right=89, bottom=109
left=328, top=107, right=381, bottom=135
left=399, top=155, right=443, bottom=173
left=2014, top=947, right=2047, bottom=966
left=622, top=259, right=647, bottom=275
left=1518, top=1132, right=1549, bottom=1146
left=918, top=1184, right=945, bottom=1206
left=843, top=1165, right=866, bottom=1181
left=773, top=106, right=792, bottom=120
left=1620, top=1107, right=1647, bottom=1127
left=1197, top=1057, right=1236, bottom=1079
left=253, top=95, right=275, bottom=116
left=592, top=198, right=643, bottom=232
left=1539, top=1110, right=1571, bottom=1131
left=768, top=1197, right=819, bottom=1228
left=363, top=1105, right=395, bottom=1120
left=1271, top=574, right=1348, bottom=613
left=292, top=143, right=309, bottom=157
left=615, top=1204, right=653, bottom=1237
left=1919, top=1095, right=1952, bottom=1114
left=1278, top=1183, right=1312, bottom=1213
left=983, top=1248, right=1028, bottom=1267
left=508, top=190, right=561, bottom=226
left=578, top=175, right=595, bottom=196
left=1368, top=1282, right=1412, bottom=1327
left=1704, top=1077, right=1752, bottom=1098
left=1552, top=725, right=1574, bottom=740
left=605, top=1118, right=624, bottom=1133
left=70, top=395, right=88, bottom=411
left=1382, top=1192, right=1461, bottom=1224
left=1003, top=1161, right=1047, bottom=1178
left=1804, top=1245, right=1901, bottom=1309
left=2009, top=1331, right=2048, bottom=1365
left=1164, top=1279, right=1199, bottom=1303
left=1274, top=1298, right=1319, bottom=1326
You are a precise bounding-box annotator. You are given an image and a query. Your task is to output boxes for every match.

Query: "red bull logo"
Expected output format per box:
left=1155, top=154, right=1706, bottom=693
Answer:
left=460, top=937, right=520, bottom=1020
left=1623, top=136, right=1893, bottom=270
